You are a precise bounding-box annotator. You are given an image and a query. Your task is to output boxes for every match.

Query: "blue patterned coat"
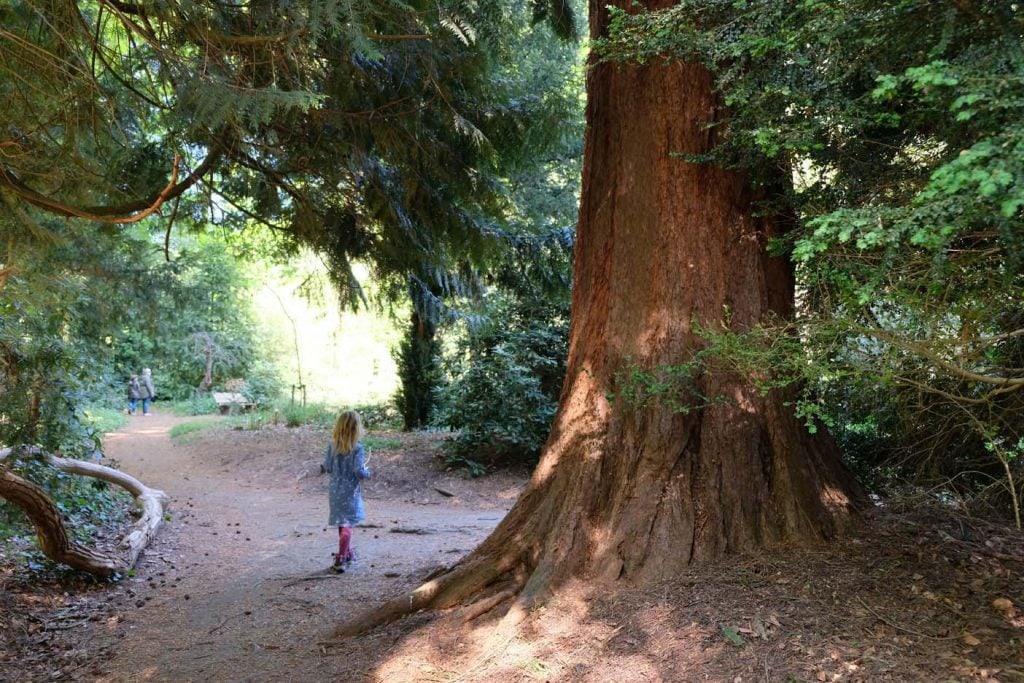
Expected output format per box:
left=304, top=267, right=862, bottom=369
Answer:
left=323, top=442, right=371, bottom=526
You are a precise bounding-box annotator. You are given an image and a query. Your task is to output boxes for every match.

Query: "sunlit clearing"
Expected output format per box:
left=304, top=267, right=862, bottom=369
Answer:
left=251, top=256, right=400, bottom=408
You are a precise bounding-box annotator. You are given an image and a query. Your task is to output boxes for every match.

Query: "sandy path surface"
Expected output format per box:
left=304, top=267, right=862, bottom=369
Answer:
left=92, top=411, right=511, bottom=682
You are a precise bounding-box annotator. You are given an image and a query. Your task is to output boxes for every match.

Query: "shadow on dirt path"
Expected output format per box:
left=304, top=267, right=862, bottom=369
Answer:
left=93, top=410, right=513, bottom=682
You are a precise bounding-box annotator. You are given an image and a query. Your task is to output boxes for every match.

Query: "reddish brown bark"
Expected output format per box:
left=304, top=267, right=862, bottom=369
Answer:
left=338, top=0, right=865, bottom=636
left=470, top=0, right=863, bottom=585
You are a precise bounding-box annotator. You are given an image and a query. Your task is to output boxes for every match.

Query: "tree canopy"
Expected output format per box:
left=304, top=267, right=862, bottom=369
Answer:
left=1, top=0, right=580, bottom=303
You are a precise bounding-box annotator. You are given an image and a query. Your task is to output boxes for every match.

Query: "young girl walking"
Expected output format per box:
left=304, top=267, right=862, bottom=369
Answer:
left=322, top=410, right=371, bottom=573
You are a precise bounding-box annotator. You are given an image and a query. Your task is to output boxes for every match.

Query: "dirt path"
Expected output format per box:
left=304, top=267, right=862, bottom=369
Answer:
left=6, top=411, right=1023, bottom=682
left=93, top=411, right=518, bottom=682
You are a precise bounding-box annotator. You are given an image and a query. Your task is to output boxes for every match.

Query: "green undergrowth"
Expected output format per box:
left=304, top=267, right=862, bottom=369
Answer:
left=81, top=406, right=128, bottom=436
left=168, top=420, right=217, bottom=443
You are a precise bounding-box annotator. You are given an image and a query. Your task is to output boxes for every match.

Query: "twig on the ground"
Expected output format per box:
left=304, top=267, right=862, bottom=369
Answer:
left=281, top=573, right=346, bottom=588
left=42, top=619, right=90, bottom=631
left=601, top=625, right=625, bottom=645
left=856, top=597, right=961, bottom=641
left=208, top=611, right=248, bottom=635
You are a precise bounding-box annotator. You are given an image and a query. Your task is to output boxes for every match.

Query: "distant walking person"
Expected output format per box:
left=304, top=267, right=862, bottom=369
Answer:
left=127, top=375, right=142, bottom=415
left=139, top=367, right=157, bottom=416
left=321, top=410, right=371, bottom=573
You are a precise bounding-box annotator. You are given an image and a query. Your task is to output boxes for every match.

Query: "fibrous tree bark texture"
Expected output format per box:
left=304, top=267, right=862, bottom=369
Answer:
left=338, top=0, right=866, bottom=636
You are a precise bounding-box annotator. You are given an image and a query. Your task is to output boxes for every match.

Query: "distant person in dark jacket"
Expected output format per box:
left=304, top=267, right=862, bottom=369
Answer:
left=321, top=410, right=371, bottom=573
left=127, top=375, right=142, bottom=415
left=139, top=367, right=156, bottom=416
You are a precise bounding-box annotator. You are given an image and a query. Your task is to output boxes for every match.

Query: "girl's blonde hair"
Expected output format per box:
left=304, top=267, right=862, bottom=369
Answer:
left=331, top=410, right=363, bottom=454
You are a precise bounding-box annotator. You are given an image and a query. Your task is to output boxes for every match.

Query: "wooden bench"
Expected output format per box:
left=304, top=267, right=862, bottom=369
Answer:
left=212, top=392, right=256, bottom=414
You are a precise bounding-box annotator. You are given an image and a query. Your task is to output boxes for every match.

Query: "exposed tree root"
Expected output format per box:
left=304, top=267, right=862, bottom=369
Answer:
left=0, top=468, right=124, bottom=575
left=46, top=453, right=169, bottom=569
left=0, top=446, right=169, bottom=576
left=334, top=550, right=526, bottom=637
left=461, top=587, right=518, bottom=623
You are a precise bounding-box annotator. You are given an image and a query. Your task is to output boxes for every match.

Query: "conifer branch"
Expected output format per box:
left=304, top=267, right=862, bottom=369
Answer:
left=195, top=180, right=290, bottom=234
left=0, top=149, right=220, bottom=224
left=73, top=4, right=169, bottom=111
left=191, top=27, right=305, bottom=46
left=367, top=33, right=431, bottom=42
left=164, top=195, right=181, bottom=261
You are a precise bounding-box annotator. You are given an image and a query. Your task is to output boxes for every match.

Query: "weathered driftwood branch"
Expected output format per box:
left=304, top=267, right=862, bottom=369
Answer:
left=0, top=446, right=169, bottom=576
left=46, top=453, right=169, bottom=568
left=0, top=468, right=124, bottom=575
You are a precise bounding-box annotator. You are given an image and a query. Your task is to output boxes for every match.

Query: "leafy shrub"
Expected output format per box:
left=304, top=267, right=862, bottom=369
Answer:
left=186, top=392, right=219, bottom=416
left=349, top=402, right=403, bottom=431
left=81, top=407, right=128, bottom=437
left=283, top=404, right=307, bottom=427
left=434, top=294, right=568, bottom=471
left=243, top=360, right=282, bottom=405
left=277, top=401, right=335, bottom=428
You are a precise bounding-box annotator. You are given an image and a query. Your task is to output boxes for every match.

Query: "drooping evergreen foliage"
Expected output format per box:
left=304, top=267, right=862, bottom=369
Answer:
left=2, top=0, right=583, bottom=441
left=379, top=8, right=583, bottom=430
left=1, top=0, right=581, bottom=294
left=601, top=0, right=1024, bottom=522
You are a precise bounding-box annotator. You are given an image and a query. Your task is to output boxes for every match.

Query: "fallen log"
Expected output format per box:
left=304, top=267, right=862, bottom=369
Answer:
left=0, top=446, right=169, bottom=576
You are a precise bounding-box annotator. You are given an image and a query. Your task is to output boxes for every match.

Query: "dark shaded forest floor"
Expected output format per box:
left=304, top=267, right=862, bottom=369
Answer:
left=2, top=412, right=1022, bottom=682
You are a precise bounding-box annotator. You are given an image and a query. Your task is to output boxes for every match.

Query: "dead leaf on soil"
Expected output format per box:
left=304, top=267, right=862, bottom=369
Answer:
left=962, top=633, right=981, bottom=646
left=992, top=597, right=1014, bottom=614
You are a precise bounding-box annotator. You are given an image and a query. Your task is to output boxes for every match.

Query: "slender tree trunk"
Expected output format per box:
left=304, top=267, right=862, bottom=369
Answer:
left=199, top=337, right=214, bottom=393
left=338, top=0, right=865, bottom=636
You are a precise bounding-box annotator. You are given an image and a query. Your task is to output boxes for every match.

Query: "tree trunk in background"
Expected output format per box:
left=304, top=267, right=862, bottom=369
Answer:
left=339, top=0, right=866, bottom=635
left=395, top=311, right=439, bottom=430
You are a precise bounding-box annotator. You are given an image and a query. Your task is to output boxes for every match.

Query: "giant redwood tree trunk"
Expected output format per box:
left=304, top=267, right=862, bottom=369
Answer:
left=338, top=0, right=866, bottom=636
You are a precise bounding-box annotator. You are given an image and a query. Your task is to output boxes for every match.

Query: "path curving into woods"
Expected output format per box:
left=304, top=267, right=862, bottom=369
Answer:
left=92, top=411, right=520, bottom=682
